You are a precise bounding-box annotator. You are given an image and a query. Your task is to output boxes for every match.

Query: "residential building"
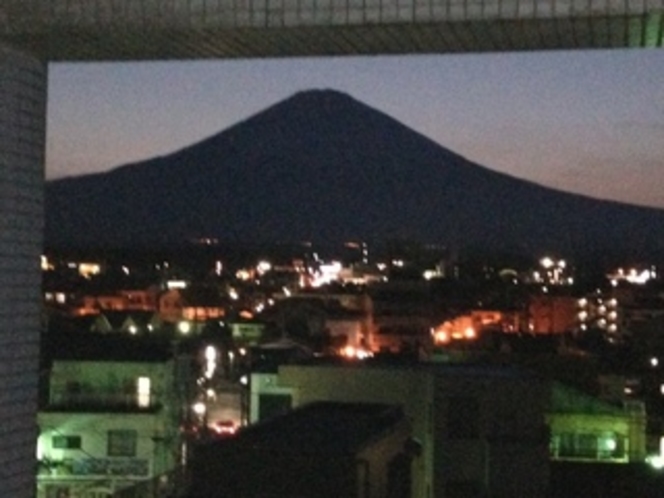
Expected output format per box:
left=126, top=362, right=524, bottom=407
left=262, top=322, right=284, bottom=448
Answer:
left=36, top=336, right=186, bottom=498
left=158, top=287, right=225, bottom=326
left=189, top=402, right=414, bottom=498
left=529, top=295, right=578, bottom=334
left=547, top=383, right=647, bottom=463
left=250, top=362, right=550, bottom=498
left=370, top=283, right=436, bottom=354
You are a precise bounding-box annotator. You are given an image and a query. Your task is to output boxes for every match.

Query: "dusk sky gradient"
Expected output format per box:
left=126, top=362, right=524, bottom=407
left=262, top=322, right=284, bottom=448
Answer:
left=46, top=48, right=664, bottom=208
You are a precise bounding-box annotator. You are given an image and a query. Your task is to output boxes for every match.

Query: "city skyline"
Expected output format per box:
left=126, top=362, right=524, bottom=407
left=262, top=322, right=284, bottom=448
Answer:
left=46, top=48, right=664, bottom=208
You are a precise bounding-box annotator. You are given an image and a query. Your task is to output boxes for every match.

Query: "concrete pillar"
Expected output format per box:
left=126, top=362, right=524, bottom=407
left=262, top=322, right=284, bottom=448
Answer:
left=0, top=44, right=47, bottom=498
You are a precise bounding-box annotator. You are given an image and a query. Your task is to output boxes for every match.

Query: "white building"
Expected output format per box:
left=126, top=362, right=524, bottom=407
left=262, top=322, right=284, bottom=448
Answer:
left=36, top=338, right=185, bottom=498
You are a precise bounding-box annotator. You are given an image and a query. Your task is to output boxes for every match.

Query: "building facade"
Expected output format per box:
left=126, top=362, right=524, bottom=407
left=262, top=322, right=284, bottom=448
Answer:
left=36, top=358, right=183, bottom=498
left=251, top=363, right=550, bottom=498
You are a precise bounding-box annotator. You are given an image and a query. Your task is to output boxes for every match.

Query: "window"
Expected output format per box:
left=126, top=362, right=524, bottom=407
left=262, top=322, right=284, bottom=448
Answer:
left=556, top=432, right=626, bottom=460
left=574, top=433, right=597, bottom=458
left=137, top=377, right=151, bottom=408
left=107, top=430, right=137, bottom=457
left=52, top=435, right=81, bottom=449
left=598, top=432, right=626, bottom=460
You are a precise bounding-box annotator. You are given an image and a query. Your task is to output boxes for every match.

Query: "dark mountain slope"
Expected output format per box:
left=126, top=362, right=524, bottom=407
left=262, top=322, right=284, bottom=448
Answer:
left=45, top=89, right=664, bottom=259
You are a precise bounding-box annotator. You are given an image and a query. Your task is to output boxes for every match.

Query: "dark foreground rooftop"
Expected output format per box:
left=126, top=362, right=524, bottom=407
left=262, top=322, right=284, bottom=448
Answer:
left=215, top=401, right=406, bottom=455
left=188, top=401, right=412, bottom=498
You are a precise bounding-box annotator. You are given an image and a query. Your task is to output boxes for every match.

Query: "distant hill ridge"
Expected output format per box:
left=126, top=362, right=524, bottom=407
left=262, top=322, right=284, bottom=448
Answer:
left=45, top=89, right=664, bottom=259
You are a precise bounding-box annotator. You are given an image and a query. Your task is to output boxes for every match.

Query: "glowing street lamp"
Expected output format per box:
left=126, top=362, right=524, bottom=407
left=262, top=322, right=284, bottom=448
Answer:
left=192, top=401, right=206, bottom=417
left=540, top=257, right=554, bottom=269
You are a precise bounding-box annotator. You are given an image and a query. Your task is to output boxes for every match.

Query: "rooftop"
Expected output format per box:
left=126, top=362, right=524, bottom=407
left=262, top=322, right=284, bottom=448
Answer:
left=212, top=401, right=406, bottom=455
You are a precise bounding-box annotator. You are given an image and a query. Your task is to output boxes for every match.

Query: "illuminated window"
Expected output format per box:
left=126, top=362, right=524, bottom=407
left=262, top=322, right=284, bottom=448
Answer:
left=598, top=433, right=626, bottom=460
left=559, top=433, right=596, bottom=459
left=137, top=377, right=151, bottom=408
left=107, top=430, right=137, bottom=457
left=78, top=263, right=101, bottom=278
left=556, top=432, right=625, bottom=461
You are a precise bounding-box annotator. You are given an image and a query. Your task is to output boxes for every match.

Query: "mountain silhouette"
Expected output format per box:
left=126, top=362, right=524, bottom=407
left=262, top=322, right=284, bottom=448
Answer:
left=45, top=89, right=664, bottom=259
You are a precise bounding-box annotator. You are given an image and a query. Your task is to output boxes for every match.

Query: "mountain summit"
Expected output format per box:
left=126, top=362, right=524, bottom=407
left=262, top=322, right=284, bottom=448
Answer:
left=45, top=89, right=664, bottom=258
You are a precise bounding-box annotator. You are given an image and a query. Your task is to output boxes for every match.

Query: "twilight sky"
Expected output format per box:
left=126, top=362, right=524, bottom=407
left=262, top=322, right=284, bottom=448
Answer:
left=46, top=48, right=664, bottom=208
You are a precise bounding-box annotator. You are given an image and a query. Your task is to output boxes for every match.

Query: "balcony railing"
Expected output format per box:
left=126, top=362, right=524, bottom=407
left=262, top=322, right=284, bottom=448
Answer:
left=47, top=392, right=162, bottom=413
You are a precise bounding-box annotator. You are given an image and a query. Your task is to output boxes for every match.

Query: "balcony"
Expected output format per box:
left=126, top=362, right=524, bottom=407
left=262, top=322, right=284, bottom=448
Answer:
left=46, top=392, right=163, bottom=413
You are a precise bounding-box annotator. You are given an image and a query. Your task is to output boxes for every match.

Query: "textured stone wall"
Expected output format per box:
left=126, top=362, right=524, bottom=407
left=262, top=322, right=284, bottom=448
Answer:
left=0, top=44, right=46, bottom=498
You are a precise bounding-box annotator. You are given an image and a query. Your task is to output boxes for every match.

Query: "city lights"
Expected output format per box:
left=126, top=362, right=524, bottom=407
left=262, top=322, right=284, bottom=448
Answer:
left=540, top=257, right=554, bottom=269
left=535, top=256, right=570, bottom=286
left=340, top=345, right=373, bottom=360
left=167, top=280, right=187, bottom=289
left=608, top=267, right=657, bottom=285
left=256, top=260, right=272, bottom=275
left=78, top=262, right=101, bottom=279
left=192, top=402, right=206, bottom=416
left=646, top=455, right=664, bottom=470
left=204, top=345, right=218, bottom=379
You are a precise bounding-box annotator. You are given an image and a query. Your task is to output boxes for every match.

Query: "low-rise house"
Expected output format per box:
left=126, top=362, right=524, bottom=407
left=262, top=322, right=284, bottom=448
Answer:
left=90, top=310, right=162, bottom=335
left=547, top=383, right=647, bottom=463
left=79, top=288, right=157, bottom=313
left=158, top=287, right=225, bottom=326
left=190, top=402, right=415, bottom=498
left=250, top=362, right=550, bottom=498
left=36, top=335, right=186, bottom=498
left=529, top=294, right=579, bottom=334
left=265, top=293, right=373, bottom=353
left=369, top=282, right=438, bottom=354
left=326, top=308, right=373, bottom=353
